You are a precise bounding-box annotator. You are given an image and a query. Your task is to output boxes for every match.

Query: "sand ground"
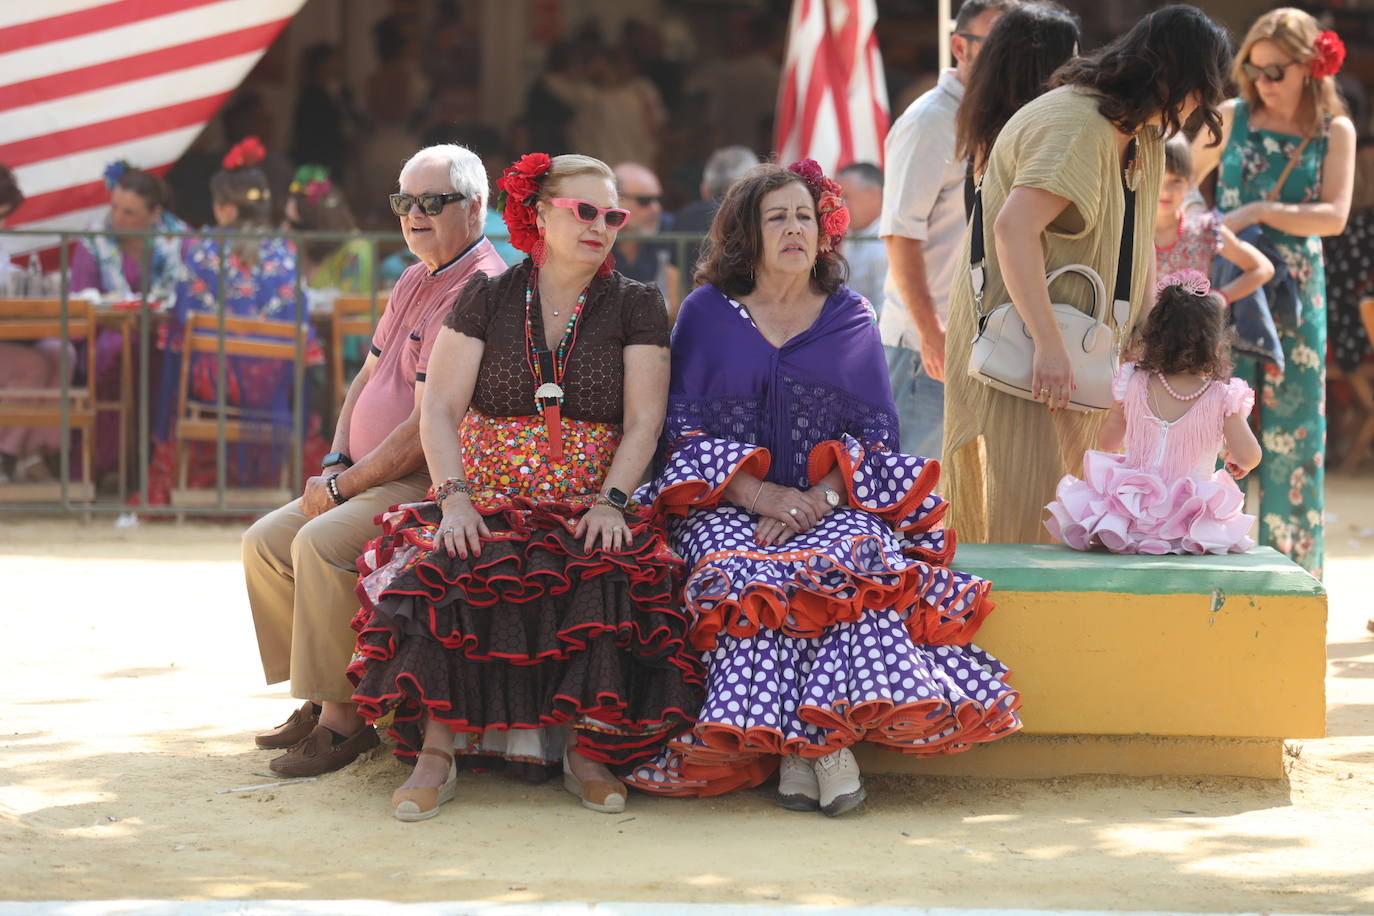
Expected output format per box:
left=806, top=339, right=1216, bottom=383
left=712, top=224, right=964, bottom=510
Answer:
left=2, top=474, right=1372, bottom=911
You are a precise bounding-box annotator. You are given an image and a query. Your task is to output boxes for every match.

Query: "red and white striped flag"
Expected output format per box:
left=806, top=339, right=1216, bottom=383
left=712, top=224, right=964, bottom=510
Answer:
left=0, top=0, right=305, bottom=259
left=774, top=0, right=890, bottom=174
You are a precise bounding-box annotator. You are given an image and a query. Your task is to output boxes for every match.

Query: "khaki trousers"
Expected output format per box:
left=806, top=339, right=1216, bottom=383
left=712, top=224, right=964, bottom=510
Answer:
left=242, top=470, right=429, bottom=702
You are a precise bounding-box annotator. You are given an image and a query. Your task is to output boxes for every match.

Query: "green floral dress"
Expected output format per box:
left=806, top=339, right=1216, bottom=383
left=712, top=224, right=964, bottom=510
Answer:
left=1217, top=100, right=1329, bottom=577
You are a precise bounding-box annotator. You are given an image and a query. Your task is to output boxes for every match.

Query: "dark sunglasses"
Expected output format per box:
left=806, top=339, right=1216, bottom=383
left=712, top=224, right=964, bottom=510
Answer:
left=549, top=197, right=631, bottom=228
left=626, top=194, right=663, bottom=207
left=1242, top=60, right=1298, bottom=83
left=388, top=191, right=466, bottom=217
left=955, top=31, right=986, bottom=45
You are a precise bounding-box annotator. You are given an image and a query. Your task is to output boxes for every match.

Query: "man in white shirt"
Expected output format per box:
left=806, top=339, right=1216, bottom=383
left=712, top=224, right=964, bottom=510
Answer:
left=837, top=162, right=887, bottom=318
left=878, top=0, right=1015, bottom=458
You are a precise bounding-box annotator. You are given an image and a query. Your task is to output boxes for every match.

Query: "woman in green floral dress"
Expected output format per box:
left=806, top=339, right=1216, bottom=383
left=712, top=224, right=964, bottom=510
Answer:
left=1193, top=8, right=1355, bottom=577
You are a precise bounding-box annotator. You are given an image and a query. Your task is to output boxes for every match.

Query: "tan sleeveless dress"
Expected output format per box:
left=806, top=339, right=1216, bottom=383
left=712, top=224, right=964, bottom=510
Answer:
left=942, top=87, right=1164, bottom=544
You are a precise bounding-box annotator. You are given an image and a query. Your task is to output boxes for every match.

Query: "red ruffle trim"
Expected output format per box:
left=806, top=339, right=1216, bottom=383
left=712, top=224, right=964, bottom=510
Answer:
left=631, top=692, right=1023, bottom=797
left=684, top=539, right=994, bottom=650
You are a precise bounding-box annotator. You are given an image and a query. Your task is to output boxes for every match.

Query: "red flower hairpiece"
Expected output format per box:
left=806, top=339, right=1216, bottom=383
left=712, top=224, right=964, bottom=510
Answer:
left=787, top=158, right=850, bottom=253
left=1310, top=30, right=1345, bottom=80
left=223, top=136, right=266, bottom=171
left=496, top=152, right=553, bottom=254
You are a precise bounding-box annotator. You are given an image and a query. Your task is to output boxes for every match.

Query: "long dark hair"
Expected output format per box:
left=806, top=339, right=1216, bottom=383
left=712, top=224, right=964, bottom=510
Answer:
left=1050, top=5, right=1233, bottom=145
left=1135, top=284, right=1232, bottom=378
left=694, top=164, right=847, bottom=298
left=957, top=2, right=1081, bottom=175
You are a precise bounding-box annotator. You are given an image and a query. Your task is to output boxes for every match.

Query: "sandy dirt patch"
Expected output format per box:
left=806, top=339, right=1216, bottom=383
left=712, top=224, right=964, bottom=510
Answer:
left=2, top=473, right=1372, bottom=910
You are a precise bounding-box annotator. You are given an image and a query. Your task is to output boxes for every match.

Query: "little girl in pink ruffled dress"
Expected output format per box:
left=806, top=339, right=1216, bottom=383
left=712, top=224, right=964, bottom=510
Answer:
left=1045, top=270, right=1263, bottom=555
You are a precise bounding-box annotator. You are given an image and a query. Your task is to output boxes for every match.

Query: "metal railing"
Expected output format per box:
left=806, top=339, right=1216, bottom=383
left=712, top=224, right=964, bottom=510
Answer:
left=0, top=225, right=709, bottom=517
left=0, top=225, right=882, bottom=517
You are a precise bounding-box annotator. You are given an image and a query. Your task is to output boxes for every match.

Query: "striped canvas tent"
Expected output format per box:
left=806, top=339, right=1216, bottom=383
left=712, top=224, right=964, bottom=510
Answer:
left=0, top=0, right=305, bottom=259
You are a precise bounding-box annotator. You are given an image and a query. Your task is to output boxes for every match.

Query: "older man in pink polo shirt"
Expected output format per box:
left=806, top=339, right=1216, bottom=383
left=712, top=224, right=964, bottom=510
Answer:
left=242, top=144, right=507, bottom=777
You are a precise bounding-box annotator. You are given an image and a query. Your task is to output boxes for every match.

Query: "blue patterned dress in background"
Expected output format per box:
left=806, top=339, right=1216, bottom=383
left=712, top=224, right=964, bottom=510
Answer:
left=1216, top=100, right=1330, bottom=577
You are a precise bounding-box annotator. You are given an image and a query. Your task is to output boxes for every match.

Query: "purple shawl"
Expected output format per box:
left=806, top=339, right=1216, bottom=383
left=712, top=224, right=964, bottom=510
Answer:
left=663, top=283, right=897, bottom=488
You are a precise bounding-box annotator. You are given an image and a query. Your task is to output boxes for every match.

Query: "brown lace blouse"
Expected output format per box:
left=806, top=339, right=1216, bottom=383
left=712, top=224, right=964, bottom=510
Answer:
left=445, top=261, right=670, bottom=423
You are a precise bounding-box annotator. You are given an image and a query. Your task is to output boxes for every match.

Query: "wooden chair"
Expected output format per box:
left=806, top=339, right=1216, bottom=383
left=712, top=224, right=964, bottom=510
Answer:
left=0, top=299, right=98, bottom=501
left=329, top=296, right=385, bottom=408
left=1335, top=298, right=1374, bottom=473
left=171, top=312, right=306, bottom=507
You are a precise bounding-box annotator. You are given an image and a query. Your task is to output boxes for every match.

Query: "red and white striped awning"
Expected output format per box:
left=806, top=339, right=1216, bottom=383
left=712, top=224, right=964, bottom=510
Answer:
left=0, top=0, right=305, bottom=257
left=774, top=0, right=889, bottom=175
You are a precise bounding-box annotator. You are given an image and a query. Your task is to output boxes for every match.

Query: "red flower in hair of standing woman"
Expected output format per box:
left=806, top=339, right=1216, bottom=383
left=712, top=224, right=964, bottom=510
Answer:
left=223, top=136, right=266, bottom=170
left=1310, top=30, right=1345, bottom=79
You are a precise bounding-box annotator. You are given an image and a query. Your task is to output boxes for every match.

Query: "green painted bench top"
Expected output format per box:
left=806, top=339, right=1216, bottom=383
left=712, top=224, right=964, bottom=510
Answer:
left=952, top=544, right=1325, bottom=597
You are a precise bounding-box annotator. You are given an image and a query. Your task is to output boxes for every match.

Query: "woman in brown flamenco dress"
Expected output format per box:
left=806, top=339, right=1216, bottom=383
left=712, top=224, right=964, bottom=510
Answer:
left=348, top=153, right=701, bottom=821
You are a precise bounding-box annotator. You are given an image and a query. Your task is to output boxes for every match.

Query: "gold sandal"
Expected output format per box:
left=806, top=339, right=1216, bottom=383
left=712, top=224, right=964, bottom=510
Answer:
left=391, top=747, right=457, bottom=822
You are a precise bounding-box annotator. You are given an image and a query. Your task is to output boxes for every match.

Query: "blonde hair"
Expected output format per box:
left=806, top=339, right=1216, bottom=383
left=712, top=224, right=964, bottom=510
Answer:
left=538, top=154, right=615, bottom=202
left=1235, top=8, right=1347, bottom=135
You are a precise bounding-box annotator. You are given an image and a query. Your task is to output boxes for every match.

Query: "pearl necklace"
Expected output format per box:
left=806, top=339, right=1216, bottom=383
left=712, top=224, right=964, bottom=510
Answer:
left=1155, top=371, right=1211, bottom=401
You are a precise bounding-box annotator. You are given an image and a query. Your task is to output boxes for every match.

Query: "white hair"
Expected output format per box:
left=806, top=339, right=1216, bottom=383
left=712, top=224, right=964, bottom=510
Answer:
left=702, top=146, right=761, bottom=199
left=399, top=144, right=488, bottom=211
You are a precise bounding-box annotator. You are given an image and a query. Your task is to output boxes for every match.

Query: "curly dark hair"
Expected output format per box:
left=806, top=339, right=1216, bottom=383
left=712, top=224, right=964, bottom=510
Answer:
left=957, top=1, right=1081, bottom=175
left=693, top=163, right=848, bottom=298
left=1050, top=5, right=1233, bottom=146
left=1134, top=284, right=1233, bottom=378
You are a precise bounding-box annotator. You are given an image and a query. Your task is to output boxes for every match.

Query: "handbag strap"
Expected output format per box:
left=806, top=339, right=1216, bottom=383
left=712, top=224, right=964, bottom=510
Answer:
left=969, top=138, right=1137, bottom=331
left=1265, top=133, right=1313, bottom=202
left=964, top=160, right=976, bottom=220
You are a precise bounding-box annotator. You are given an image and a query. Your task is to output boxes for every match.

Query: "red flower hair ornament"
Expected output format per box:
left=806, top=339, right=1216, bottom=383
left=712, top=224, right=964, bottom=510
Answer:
left=496, top=153, right=553, bottom=254
left=222, top=136, right=266, bottom=171
left=1310, top=30, right=1345, bottom=80
left=786, top=159, right=850, bottom=254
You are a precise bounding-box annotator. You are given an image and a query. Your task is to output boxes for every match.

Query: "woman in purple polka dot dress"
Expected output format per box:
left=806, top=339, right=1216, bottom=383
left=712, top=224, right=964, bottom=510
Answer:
left=623, top=162, right=1022, bottom=815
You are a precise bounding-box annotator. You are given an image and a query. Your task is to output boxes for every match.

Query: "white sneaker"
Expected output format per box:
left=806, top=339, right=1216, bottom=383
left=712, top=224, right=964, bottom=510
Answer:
left=775, top=754, right=820, bottom=811
left=814, top=747, right=866, bottom=816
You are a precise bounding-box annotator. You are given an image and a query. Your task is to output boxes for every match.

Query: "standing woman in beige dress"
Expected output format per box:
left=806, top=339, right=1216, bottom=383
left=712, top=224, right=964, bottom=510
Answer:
left=942, top=5, right=1234, bottom=543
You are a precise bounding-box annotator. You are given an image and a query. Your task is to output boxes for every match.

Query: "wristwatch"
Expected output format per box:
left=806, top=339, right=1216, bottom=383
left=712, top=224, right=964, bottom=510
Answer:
left=598, top=487, right=630, bottom=511
left=322, top=451, right=352, bottom=470
left=821, top=486, right=841, bottom=509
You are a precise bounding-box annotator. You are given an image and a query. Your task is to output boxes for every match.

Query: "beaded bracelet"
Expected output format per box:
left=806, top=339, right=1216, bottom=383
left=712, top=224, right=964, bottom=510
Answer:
left=594, top=493, right=627, bottom=513
left=434, top=476, right=471, bottom=506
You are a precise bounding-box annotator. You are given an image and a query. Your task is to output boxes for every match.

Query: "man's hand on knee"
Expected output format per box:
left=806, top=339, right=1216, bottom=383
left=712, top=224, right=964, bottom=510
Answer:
left=300, top=473, right=339, bottom=518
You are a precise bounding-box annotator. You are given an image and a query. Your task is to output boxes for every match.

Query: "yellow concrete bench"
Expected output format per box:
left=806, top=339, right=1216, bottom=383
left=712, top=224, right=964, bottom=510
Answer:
left=858, top=544, right=1327, bottom=779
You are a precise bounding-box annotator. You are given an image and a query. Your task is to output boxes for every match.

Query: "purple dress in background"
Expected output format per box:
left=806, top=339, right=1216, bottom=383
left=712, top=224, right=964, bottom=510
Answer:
left=625, top=283, right=1021, bottom=797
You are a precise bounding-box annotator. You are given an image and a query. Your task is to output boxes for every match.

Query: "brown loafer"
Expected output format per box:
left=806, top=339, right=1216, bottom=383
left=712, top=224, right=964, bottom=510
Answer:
left=269, top=722, right=380, bottom=777
left=254, top=700, right=320, bottom=749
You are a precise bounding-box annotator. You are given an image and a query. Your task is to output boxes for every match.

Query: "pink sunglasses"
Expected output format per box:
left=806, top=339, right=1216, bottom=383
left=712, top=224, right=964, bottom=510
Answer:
left=549, top=197, right=630, bottom=228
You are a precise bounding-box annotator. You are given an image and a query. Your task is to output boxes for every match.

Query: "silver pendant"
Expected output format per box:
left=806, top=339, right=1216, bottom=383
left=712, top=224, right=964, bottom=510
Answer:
left=535, top=382, right=564, bottom=400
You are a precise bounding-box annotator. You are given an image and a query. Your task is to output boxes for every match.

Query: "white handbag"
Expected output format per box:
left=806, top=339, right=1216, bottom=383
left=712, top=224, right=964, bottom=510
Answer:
left=968, top=264, right=1121, bottom=410
left=964, top=146, right=1137, bottom=413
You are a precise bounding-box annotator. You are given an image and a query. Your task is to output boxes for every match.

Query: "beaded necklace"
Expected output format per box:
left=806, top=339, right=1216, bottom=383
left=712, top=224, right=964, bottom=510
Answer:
left=1155, top=371, right=1211, bottom=400
left=523, top=268, right=591, bottom=461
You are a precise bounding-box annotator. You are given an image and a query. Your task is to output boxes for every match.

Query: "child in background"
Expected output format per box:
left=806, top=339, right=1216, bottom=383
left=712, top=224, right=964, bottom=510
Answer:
left=1155, top=137, right=1272, bottom=304
left=1045, top=271, right=1262, bottom=555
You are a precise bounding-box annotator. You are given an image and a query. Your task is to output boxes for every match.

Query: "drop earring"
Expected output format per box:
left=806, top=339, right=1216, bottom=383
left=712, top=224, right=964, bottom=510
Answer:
left=532, top=235, right=548, bottom=268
